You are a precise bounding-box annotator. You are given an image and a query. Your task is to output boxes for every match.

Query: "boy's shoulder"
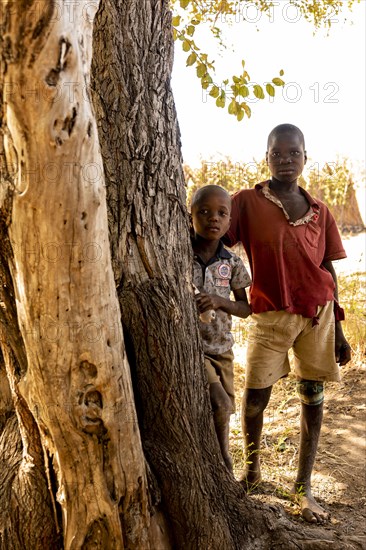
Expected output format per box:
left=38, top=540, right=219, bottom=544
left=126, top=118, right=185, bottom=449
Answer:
left=217, top=242, right=242, bottom=263
left=222, top=247, right=249, bottom=276
left=231, top=181, right=269, bottom=202
left=223, top=247, right=252, bottom=287
left=222, top=247, right=240, bottom=262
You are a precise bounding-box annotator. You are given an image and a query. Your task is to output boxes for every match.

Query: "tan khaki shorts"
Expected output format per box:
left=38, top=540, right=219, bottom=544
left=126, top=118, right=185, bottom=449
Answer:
left=245, top=301, right=340, bottom=389
left=204, top=349, right=235, bottom=411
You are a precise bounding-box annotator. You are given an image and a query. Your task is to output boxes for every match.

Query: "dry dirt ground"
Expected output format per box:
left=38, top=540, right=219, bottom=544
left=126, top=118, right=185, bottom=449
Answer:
left=230, top=353, right=366, bottom=548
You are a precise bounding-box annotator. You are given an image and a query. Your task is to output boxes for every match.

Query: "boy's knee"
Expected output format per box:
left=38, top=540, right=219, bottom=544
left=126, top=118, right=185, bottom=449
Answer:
left=209, top=382, right=232, bottom=414
left=243, top=400, right=265, bottom=418
left=242, top=388, right=271, bottom=418
left=297, top=379, right=324, bottom=406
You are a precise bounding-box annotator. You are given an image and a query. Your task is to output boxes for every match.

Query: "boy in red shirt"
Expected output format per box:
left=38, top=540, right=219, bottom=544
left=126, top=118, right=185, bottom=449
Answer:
left=225, top=124, right=351, bottom=522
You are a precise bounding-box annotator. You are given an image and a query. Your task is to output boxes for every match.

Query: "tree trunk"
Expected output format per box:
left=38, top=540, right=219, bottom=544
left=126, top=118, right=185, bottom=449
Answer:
left=90, top=2, right=366, bottom=549
left=1, top=1, right=363, bottom=549
left=0, top=1, right=158, bottom=548
left=91, top=1, right=250, bottom=547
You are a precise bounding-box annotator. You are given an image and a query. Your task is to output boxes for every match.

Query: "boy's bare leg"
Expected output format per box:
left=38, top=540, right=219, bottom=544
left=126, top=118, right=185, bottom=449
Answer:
left=212, top=408, right=232, bottom=471
left=209, top=382, right=233, bottom=471
left=241, top=386, right=272, bottom=489
left=292, top=401, right=329, bottom=523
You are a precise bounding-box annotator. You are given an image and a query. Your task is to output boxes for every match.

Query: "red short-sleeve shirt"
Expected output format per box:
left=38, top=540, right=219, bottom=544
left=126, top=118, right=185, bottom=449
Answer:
left=226, top=181, right=346, bottom=318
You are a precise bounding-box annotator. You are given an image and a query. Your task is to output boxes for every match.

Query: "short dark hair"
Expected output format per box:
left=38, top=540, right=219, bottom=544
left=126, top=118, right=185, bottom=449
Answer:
left=267, top=124, right=305, bottom=150
left=191, top=185, right=231, bottom=209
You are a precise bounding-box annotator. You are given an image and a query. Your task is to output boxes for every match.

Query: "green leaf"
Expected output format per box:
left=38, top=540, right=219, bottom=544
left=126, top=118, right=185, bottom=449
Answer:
left=266, top=83, right=275, bottom=97
left=277, top=441, right=286, bottom=452
left=216, top=94, right=226, bottom=108
left=272, top=77, right=285, bottom=86
left=201, top=74, right=212, bottom=89
left=228, top=99, right=238, bottom=115
left=254, top=84, right=265, bottom=99
left=187, top=25, right=195, bottom=37
left=239, top=85, right=249, bottom=98
left=180, top=0, right=190, bottom=8
left=242, top=103, right=252, bottom=118
left=209, top=85, right=220, bottom=98
left=186, top=52, right=197, bottom=66
left=182, top=40, right=191, bottom=52
left=231, top=84, right=240, bottom=96
left=232, top=75, right=240, bottom=84
left=196, top=63, right=207, bottom=77
left=237, top=108, right=245, bottom=121
left=202, top=74, right=213, bottom=85
left=279, top=69, right=284, bottom=76
left=241, top=59, right=245, bottom=68
left=172, top=15, right=181, bottom=27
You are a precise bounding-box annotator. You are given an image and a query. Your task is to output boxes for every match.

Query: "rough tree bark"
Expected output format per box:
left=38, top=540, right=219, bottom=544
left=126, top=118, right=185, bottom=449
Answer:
left=0, top=1, right=159, bottom=548
left=89, top=1, right=364, bottom=549
left=0, top=1, right=363, bottom=549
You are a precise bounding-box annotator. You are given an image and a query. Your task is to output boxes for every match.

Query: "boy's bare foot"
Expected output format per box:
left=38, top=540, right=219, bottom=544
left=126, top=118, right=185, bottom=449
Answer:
left=239, top=469, right=262, bottom=492
left=291, top=486, right=329, bottom=523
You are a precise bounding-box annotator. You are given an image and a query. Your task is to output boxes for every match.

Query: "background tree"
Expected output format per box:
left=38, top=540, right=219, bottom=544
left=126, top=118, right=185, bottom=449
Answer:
left=305, top=158, right=365, bottom=232
left=0, top=1, right=362, bottom=549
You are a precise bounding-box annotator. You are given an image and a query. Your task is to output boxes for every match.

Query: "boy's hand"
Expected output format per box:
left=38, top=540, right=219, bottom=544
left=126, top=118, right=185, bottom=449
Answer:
left=195, top=290, right=251, bottom=319
left=335, top=325, right=351, bottom=366
left=195, top=292, right=223, bottom=313
left=321, top=261, right=352, bottom=367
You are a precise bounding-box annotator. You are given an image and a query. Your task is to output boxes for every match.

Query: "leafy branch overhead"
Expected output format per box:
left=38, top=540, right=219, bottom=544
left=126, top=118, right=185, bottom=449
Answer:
left=171, top=0, right=359, bottom=121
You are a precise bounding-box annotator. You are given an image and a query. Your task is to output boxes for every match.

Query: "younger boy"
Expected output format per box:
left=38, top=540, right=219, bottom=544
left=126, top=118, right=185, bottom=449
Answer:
left=191, top=185, right=251, bottom=471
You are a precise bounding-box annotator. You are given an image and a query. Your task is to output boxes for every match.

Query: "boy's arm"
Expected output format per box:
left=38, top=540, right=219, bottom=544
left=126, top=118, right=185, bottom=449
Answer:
left=195, top=287, right=251, bottom=319
left=222, top=192, right=241, bottom=247
left=322, top=260, right=351, bottom=366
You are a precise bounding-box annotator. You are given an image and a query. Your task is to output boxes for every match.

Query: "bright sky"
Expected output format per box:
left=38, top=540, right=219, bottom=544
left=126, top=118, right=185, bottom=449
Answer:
left=171, top=1, right=366, bottom=174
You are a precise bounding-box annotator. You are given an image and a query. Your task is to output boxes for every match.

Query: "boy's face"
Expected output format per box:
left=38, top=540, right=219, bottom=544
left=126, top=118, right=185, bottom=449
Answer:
left=266, top=132, right=307, bottom=183
left=191, top=191, right=231, bottom=241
